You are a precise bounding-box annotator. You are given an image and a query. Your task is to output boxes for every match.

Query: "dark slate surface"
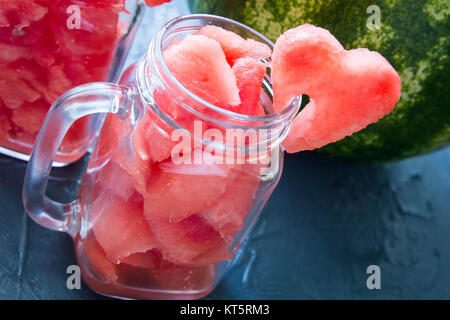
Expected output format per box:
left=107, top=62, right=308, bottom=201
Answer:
left=0, top=1, right=449, bottom=299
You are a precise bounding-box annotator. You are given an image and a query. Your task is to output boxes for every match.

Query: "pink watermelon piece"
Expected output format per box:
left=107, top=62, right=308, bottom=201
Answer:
left=231, top=57, right=267, bottom=116
left=11, top=99, right=48, bottom=133
left=79, top=233, right=118, bottom=282
left=0, top=0, right=48, bottom=29
left=91, top=192, right=156, bottom=263
left=0, top=43, right=31, bottom=62
left=200, top=164, right=260, bottom=238
left=96, top=160, right=136, bottom=202
left=148, top=262, right=214, bottom=290
left=165, top=37, right=182, bottom=50
left=163, top=34, right=241, bottom=107
left=144, top=0, right=172, bottom=8
left=145, top=0, right=171, bottom=7
left=49, top=1, right=121, bottom=57
left=271, top=24, right=401, bottom=153
left=143, top=154, right=231, bottom=222
left=147, top=214, right=232, bottom=266
left=132, top=110, right=176, bottom=164
left=196, top=25, right=272, bottom=65
left=106, top=113, right=153, bottom=197
left=43, top=64, right=74, bottom=104
left=120, top=249, right=160, bottom=269
left=0, top=77, right=41, bottom=110
left=88, top=114, right=119, bottom=169
left=0, top=103, right=12, bottom=138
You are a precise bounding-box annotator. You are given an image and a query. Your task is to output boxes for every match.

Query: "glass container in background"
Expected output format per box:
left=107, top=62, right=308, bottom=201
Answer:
left=0, top=0, right=145, bottom=165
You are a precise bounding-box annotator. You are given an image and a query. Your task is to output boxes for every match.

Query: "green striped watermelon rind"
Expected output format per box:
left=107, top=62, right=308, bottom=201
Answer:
left=188, top=0, right=450, bottom=162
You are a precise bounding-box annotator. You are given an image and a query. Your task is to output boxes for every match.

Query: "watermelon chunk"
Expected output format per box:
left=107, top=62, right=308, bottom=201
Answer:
left=163, top=34, right=241, bottom=107
left=91, top=192, right=156, bottom=263
left=144, top=0, right=172, bottom=7
left=143, top=155, right=230, bottom=222
left=11, top=99, right=48, bottom=133
left=165, top=37, right=182, bottom=50
left=0, top=43, right=31, bottom=62
left=0, top=102, right=12, bottom=138
left=200, top=164, right=260, bottom=238
left=120, top=249, right=160, bottom=269
left=132, top=110, right=175, bottom=164
left=147, top=214, right=232, bottom=266
left=88, top=114, right=119, bottom=169
left=79, top=233, right=118, bottom=282
left=196, top=25, right=272, bottom=65
left=148, top=262, right=215, bottom=290
left=0, top=0, right=48, bottom=29
left=43, top=64, right=74, bottom=104
left=0, top=77, right=41, bottom=110
left=271, top=24, right=401, bottom=152
left=231, top=57, right=267, bottom=116
left=49, top=1, right=121, bottom=57
left=107, top=114, right=153, bottom=197
left=96, top=160, right=136, bottom=202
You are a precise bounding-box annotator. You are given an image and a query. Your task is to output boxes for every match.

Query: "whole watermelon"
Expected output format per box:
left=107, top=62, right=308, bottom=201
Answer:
left=188, top=0, right=450, bottom=162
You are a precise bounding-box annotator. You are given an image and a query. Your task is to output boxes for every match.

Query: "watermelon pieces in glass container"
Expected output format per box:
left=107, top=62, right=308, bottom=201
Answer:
left=0, top=0, right=170, bottom=163
left=77, top=23, right=270, bottom=296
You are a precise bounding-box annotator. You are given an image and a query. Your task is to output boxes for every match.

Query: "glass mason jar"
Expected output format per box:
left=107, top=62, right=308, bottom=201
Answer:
left=23, top=14, right=300, bottom=299
left=0, top=0, right=144, bottom=165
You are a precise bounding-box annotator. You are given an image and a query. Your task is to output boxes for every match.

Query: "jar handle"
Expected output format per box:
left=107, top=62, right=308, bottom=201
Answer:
left=23, top=82, right=130, bottom=234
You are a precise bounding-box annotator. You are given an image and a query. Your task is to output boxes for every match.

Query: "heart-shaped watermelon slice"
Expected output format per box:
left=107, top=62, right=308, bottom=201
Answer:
left=272, top=24, right=401, bottom=153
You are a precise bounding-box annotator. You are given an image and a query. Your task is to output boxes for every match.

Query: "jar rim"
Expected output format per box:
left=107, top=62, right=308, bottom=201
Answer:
left=139, top=14, right=300, bottom=131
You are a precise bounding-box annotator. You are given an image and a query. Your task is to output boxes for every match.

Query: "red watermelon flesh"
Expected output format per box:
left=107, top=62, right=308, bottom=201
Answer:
left=96, top=160, right=136, bottom=202
left=144, top=0, right=172, bottom=7
left=231, top=57, right=267, bottom=116
left=91, top=192, right=156, bottom=263
left=0, top=0, right=144, bottom=158
left=271, top=24, right=401, bottom=152
left=11, top=99, right=48, bottom=134
left=107, top=114, right=153, bottom=197
left=48, top=1, right=122, bottom=57
left=132, top=110, right=175, bottom=164
left=119, top=249, right=160, bottom=269
left=163, top=34, right=241, bottom=108
left=0, top=75, right=41, bottom=110
left=195, top=25, right=272, bottom=65
left=78, top=233, right=118, bottom=282
left=0, top=0, right=49, bottom=29
left=0, top=43, right=31, bottom=62
left=147, top=214, right=232, bottom=266
left=88, top=115, right=119, bottom=169
left=200, top=164, right=261, bottom=238
left=148, top=262, right=215, bottom=291
left=165, top=37, right=182, bottom=50
left=143, top=154, right=231, bottom=222
left=115, top=250, right=215, bottom=290
left=0, top=103, right=12, bottom=138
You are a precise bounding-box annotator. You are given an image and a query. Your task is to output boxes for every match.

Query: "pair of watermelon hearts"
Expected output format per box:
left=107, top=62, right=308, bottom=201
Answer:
left=162, top=24, right=401, bottom=154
